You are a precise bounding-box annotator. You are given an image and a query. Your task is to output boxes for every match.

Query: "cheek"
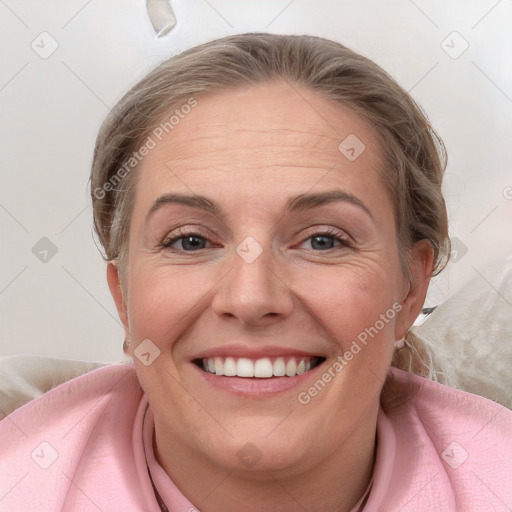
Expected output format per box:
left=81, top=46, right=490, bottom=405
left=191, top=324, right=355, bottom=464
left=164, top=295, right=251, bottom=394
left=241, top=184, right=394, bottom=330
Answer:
left=126, top=256, right=402, bottom=339
left=126, top=265, right=187, bottom=342
left=302, top=267, right=398, bottom=347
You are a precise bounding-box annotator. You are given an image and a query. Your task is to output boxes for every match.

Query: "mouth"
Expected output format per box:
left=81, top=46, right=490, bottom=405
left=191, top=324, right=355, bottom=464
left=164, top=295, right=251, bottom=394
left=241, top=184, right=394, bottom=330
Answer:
left=193, top=356, right=326, bottom=378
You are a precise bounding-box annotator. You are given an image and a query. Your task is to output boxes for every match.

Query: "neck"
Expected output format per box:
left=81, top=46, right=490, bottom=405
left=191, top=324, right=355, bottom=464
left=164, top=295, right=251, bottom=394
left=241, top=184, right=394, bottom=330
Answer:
left=153, top=407, right=379, bottom=512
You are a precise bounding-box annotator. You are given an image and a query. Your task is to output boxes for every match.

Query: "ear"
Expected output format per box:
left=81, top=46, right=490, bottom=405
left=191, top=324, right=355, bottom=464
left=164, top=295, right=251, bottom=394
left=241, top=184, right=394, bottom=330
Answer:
left=107, top=261, right=130, bottom=340
left=394, top=240, right=435, bottom=340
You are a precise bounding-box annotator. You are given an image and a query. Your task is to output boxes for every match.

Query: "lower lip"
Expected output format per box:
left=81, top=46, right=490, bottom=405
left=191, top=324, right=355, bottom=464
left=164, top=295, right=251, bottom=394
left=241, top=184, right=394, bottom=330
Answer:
left=192, top=362, right=325, bottom=396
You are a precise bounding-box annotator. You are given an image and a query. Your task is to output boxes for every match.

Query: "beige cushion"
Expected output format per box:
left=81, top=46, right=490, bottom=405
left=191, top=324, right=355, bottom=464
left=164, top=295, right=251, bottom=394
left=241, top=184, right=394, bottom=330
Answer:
left=415, top=256, right=512, bottom=408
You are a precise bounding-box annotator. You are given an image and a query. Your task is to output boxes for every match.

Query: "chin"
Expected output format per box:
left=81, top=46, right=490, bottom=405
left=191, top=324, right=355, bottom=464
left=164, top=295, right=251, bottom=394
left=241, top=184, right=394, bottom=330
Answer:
left=204, top=422, right=317, bottom=475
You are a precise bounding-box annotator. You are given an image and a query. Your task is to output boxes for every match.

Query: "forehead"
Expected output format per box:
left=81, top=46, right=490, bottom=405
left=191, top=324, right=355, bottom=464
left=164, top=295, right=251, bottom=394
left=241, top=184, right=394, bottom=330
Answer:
left=133, top=81, right=388, bottom=211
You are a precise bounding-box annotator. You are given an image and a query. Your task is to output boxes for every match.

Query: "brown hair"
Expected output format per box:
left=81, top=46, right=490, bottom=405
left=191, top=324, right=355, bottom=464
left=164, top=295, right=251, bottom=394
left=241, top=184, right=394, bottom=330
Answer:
left=90, top=32, right=450, bottom=379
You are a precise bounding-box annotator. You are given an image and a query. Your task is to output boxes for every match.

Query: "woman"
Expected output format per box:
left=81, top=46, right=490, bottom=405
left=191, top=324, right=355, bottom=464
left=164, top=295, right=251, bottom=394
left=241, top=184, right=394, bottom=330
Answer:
left=1, top=33, right=511, bottom=512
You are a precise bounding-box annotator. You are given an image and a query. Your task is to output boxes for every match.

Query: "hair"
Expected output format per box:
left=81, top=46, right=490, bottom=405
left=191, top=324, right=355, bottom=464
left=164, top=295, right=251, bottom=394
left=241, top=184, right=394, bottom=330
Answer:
left=90, top=32, right=451, bottom=382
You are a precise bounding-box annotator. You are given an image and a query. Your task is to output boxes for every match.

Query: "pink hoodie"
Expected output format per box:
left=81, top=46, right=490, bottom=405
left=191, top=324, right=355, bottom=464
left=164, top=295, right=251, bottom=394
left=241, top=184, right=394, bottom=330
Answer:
left=0, top=361, right=511, bottom=511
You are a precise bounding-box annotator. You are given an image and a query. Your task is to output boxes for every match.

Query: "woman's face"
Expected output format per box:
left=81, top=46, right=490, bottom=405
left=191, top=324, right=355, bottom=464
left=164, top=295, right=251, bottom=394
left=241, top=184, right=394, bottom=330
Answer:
left=109, top=81, right=429, bottom=476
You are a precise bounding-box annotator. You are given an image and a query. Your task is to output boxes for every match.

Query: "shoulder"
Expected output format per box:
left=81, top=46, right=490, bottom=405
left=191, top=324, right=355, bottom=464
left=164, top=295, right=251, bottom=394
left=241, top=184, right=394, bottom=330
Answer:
left=0, top=354, right=107, bottom=416
left=0, top=361, right=147, bottom=511
left=380, top=366, right=512, bottom=510
left=0, top=360, right=142, bottom=444
left=0, top=360, right=141, bottom=434
left=383, top=366, right=512, bottom=433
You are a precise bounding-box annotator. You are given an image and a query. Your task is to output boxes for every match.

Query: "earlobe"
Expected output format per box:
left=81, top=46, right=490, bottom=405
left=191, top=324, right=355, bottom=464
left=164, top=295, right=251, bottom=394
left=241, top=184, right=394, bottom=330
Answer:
left=395, top=241, right=435, bottom=340
left=106, top=261, right=129, bottom=336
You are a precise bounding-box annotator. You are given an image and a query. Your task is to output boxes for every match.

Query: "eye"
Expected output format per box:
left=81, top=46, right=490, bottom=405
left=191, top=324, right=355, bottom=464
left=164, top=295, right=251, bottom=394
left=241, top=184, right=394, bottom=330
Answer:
left=160, top=227, right=352, bottom=253
left=299, top=228, right=352, bottom=251
left=161, top=229, right=212, bottom=251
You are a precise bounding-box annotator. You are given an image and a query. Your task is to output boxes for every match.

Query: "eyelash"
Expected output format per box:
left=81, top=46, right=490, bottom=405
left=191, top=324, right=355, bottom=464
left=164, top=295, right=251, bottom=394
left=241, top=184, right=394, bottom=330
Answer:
left=160, top=227, right=353, bottom=252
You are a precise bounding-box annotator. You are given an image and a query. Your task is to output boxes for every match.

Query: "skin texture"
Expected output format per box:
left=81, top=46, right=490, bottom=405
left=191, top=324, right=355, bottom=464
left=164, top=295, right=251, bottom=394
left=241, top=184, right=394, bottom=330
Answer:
left=107, top=80, right=433, bottom=512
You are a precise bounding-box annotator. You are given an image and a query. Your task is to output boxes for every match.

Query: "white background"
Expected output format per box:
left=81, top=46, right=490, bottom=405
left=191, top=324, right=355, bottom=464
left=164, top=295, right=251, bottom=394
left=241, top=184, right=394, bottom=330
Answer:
left=0, top=0, right=511, bottom=363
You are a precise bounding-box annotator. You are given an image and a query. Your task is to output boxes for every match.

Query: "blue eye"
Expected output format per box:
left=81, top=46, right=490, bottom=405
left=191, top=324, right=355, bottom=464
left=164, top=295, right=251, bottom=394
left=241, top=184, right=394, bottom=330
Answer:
left=162, top=232, right=209, bottom=251
left=303, top=233, right=347, bottom=251
left=161, top=228, right=352, bottom=252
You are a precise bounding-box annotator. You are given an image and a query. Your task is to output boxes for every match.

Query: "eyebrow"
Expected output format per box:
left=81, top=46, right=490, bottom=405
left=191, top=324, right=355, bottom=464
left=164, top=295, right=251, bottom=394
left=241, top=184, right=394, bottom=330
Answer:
left=146, top=189, right=373, bottom=222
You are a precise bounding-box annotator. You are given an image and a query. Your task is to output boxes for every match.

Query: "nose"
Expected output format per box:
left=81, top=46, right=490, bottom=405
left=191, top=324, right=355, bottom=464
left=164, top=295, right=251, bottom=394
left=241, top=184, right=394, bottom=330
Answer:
left=211, top=238, right=294, bottom=327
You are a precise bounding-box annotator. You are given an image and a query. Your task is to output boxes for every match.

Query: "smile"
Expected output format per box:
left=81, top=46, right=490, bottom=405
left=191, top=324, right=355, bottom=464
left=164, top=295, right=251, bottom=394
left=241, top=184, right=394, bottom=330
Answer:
left=195, top=356, right=325, bottom=378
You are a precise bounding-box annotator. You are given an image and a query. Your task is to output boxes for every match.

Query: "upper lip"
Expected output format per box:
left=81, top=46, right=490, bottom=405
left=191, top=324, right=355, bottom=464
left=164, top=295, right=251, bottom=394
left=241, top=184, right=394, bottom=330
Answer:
left=190, top=344, right=323, bottom=360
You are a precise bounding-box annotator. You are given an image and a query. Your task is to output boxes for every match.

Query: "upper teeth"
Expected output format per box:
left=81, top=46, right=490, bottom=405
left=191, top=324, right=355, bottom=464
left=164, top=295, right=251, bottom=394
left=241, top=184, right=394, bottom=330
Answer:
left=201, top=357, right=315, bottom=378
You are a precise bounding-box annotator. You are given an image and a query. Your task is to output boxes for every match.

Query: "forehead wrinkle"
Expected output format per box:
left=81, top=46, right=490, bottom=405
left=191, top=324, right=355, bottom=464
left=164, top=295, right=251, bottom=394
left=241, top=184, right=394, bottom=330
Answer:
left=168, top=132, right=340, bottom=152
left=158, top=121, right=349, bottom=148
left=150, top=134, right=353, bottom=170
